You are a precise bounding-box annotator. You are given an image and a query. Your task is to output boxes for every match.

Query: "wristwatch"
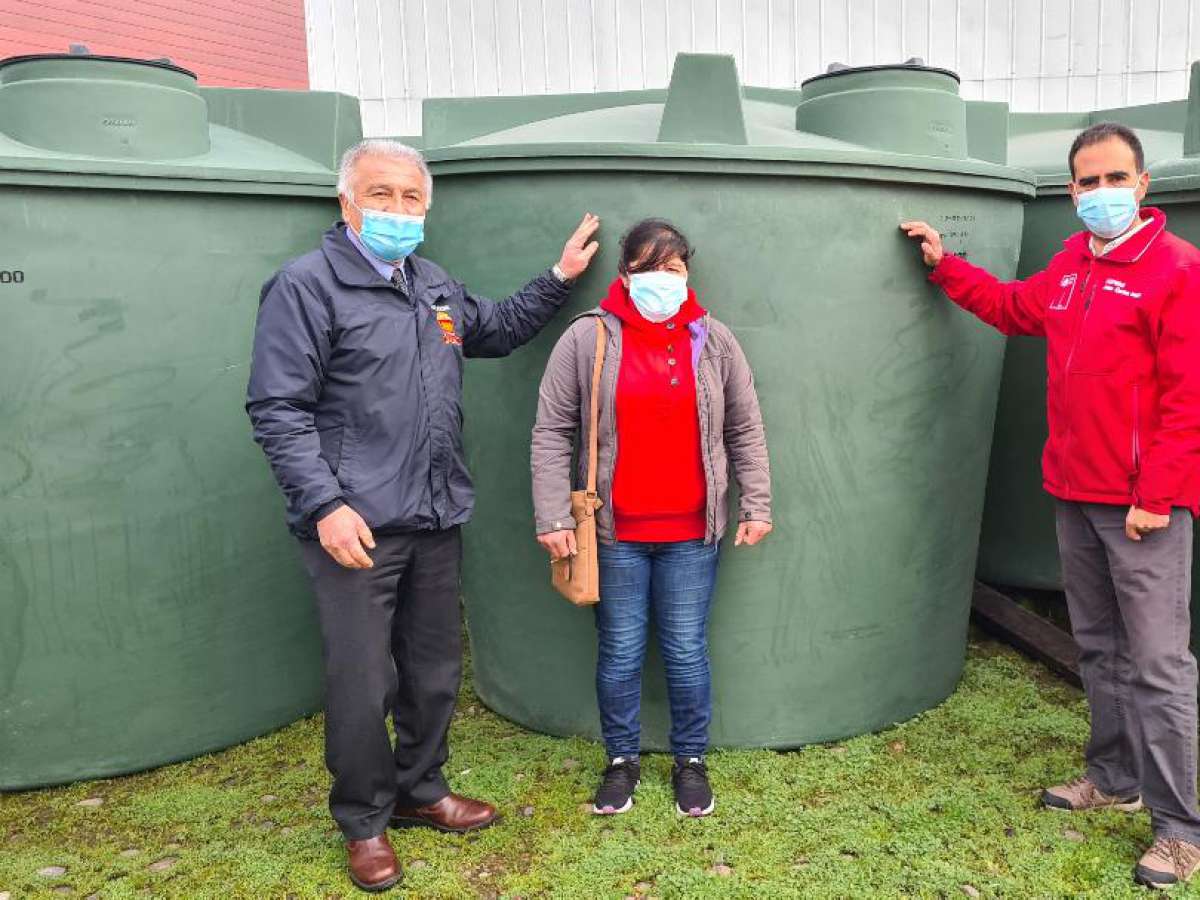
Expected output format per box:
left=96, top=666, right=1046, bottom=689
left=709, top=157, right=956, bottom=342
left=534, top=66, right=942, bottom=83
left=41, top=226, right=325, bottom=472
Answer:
left=551, top=263, right=573, bottom=284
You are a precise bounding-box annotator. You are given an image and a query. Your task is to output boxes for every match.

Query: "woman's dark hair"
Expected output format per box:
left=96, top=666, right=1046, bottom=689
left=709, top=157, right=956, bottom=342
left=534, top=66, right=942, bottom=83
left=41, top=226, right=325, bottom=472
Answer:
left=618, top=218, right=694, bottom=275
left=1068, top=122, right=1145, bottom=179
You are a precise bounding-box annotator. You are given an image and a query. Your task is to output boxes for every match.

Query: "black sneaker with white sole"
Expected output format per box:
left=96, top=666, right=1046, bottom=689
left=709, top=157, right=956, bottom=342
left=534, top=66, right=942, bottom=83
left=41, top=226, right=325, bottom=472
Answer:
left=592, top=756, right=640, bottom=815
left=673, top=756, right=715, bottom=817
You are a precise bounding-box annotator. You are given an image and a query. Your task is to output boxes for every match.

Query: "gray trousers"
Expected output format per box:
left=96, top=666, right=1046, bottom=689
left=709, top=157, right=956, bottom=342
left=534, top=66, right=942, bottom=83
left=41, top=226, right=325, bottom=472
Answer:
left=300, top=527, right=462, bottom=840
left=1056, top=500, right=1200, bottom=841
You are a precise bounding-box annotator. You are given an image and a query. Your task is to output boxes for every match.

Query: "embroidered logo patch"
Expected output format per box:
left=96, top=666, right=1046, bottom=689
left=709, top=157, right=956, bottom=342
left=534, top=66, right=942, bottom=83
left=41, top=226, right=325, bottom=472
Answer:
left=1101, top=277, right=1143, bottom=299
left=1050, top=273, right=1077, bottom=311
left=435, top=309, right=462, bottom=346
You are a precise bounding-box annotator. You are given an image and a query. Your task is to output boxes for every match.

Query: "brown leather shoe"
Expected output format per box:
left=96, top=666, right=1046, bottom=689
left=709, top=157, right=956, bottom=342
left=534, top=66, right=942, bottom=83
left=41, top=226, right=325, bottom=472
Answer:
left=346, top=833, right=402, bottom=893
left=390, top=793, right=500, bottom=833
left=1135, top=836, right=1200, bottom=889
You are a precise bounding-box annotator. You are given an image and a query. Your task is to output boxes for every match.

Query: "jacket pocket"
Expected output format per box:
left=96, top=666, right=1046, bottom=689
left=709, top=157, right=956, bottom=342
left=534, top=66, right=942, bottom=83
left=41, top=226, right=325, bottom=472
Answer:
left=1063, top=373, right=1136, bottom=496
left=317, top=425, right=345, bottom=478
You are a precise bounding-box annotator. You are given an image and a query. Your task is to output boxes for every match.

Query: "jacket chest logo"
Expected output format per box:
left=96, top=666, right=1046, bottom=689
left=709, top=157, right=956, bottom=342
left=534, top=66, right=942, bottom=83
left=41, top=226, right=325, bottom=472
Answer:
left=433, top=305, right=462, bottom=346
left=1050, top=273, right=1077, bottom=311
left=1101, top=277, right=1143, bottom=299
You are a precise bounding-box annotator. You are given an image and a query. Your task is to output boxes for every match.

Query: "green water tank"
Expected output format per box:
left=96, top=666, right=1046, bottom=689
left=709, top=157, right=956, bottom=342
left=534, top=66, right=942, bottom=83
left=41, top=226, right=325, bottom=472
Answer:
left=420, top=54, right=1034, bottom=748
left=976, top=91, right=1189, bottom=591
left=0, top=52, right=361, bottom=789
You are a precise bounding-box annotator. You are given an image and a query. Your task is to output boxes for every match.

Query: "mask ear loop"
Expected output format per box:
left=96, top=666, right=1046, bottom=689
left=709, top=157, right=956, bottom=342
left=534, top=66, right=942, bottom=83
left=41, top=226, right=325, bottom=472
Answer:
left=347, top=195, right=387, bottom=221
left=342, top=197, right=360, bottom=244
left=345, top=195, right=369, bottom=237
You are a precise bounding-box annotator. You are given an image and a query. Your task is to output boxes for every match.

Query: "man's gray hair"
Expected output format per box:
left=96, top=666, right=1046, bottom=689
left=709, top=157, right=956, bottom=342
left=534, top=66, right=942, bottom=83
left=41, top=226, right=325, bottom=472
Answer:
left=336, top=139, right=433, bottom=202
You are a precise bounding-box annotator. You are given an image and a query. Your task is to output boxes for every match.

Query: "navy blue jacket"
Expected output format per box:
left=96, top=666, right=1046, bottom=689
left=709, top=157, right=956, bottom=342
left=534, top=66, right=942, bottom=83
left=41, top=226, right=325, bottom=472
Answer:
left=247, top=223, right=571, bottom=538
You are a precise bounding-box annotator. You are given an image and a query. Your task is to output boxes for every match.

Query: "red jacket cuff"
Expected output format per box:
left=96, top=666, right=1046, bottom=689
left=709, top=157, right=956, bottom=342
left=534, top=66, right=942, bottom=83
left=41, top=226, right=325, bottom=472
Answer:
left=1136, top=497, right=1172, bottom=516
left=927, top=253, right=959, bottom=286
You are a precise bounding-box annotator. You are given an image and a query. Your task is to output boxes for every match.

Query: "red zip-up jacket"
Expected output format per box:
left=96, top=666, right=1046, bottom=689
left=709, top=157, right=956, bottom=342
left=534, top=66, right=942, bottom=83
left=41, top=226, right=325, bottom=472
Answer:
left=930, top=207, right=1200, bottom=515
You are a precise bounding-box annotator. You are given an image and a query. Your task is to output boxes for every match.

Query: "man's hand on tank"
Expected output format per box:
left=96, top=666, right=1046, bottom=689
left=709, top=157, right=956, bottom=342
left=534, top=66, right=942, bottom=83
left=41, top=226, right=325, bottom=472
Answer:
left=556, top=213, right=602, bottom=280
left=537, top=529, right=578, bottom=560
left=900, top=221, right=945, bottom=268
left=1125, top=505, right=1171, bottom=542
left=318, top=504, right=377, bottom=569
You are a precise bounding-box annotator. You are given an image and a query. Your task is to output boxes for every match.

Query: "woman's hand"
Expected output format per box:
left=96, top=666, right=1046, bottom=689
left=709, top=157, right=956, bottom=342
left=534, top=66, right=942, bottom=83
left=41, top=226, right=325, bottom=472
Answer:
left=537, top=529, right=578, bottom=560
left=734, top=521, right=773, bottom=547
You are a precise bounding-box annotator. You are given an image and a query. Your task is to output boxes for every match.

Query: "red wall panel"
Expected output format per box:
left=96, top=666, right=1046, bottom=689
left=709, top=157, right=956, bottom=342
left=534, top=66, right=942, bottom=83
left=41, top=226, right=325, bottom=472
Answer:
left=0, top=0, right=308, bottom=89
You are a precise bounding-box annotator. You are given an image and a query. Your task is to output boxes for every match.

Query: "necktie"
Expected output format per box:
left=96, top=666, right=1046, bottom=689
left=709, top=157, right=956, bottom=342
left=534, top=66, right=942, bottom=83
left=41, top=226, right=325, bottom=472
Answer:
left=390, top=263, right=408, bottom=296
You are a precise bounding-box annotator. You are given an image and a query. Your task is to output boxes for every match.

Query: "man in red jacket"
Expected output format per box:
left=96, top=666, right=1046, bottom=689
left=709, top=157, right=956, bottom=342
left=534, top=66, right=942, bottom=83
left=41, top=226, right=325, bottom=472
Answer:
left=903, top=122, right=1200, bottom=889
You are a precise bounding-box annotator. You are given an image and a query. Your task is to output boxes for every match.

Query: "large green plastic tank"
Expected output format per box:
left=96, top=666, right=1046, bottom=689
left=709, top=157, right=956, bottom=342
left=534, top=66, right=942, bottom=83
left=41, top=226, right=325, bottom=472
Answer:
left=421, top=54, right=1034, bottom=748
left=0, top=52, right=361, bottom=789
left=975, top=90, right=1189, bottom=590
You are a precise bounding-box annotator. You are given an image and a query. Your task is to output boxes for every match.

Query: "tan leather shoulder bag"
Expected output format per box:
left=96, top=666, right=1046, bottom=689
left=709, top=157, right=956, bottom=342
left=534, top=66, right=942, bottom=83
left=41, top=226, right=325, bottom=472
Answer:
left=551, top=318, right=606, bottom=606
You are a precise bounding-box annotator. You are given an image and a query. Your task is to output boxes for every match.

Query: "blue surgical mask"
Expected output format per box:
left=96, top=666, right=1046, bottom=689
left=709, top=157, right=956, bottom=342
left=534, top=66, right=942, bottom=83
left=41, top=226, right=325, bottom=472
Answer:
left=1076, top=186, right=1139, bottom=240
left=350, top=199, right=425, bottom=261
left=628, top=271, right=687, bottom=323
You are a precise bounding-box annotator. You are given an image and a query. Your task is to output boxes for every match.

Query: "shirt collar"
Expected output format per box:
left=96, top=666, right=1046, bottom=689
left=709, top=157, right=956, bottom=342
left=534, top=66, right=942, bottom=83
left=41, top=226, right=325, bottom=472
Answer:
left=1091, top=212, right=1151, bottom=258
left=345, top=221, right=407, bottom=282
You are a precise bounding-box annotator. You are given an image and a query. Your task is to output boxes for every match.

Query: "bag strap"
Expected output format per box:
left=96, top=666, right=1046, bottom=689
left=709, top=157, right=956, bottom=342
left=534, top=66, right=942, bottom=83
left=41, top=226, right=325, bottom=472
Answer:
left=586, top=319, right=606, bottom=496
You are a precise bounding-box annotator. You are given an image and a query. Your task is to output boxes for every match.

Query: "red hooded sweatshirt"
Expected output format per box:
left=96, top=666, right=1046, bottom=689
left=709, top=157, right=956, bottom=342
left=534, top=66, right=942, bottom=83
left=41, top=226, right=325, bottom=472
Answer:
left=601, top=277, right=709, bottom=541
left=930, top=207, right=1200, bottom=515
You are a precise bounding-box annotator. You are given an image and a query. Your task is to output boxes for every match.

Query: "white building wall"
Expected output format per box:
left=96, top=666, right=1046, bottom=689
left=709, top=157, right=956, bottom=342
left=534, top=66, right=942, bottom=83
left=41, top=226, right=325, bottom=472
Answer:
left=305, top=0, right=1200, bottom=137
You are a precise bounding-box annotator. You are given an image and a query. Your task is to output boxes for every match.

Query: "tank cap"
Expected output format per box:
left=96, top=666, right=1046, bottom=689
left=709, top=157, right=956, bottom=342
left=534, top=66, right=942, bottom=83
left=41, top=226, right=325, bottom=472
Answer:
left=802, top=59, right=960, bottom=87
left=0, top=51, right=197, bottom=79
left=0, top=51, right=208, bottom=158
left=796, top=56, right=967, bottom=158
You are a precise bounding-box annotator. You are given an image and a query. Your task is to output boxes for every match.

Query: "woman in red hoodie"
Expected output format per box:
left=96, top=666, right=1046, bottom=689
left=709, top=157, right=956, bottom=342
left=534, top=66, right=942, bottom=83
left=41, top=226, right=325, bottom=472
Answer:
left=531, top=219, right=773, bottom=818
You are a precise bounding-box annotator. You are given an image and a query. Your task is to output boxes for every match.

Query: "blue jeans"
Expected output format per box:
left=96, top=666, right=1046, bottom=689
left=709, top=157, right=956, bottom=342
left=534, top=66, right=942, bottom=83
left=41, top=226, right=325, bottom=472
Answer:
left=594, top=538, right=720, bottom=759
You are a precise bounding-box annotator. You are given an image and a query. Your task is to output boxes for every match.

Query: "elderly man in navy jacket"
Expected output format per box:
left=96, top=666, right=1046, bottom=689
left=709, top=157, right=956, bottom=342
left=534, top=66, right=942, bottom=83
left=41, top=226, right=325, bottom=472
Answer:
left=247, top=139, right=598, bottom=892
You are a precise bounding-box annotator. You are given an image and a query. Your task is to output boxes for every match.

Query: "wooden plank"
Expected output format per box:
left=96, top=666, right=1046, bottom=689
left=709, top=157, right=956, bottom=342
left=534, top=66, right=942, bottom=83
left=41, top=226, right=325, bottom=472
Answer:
left=971, top=581, right=1082, bottom=687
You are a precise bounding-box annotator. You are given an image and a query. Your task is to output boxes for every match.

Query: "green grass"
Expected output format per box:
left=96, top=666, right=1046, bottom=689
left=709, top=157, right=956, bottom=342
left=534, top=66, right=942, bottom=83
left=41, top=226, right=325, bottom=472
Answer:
left=1, top=634, right=1193, bottom=899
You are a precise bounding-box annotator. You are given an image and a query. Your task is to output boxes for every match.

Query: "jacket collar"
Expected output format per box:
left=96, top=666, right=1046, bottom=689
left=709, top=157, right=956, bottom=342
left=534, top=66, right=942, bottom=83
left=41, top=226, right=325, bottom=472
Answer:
left=321, top=223, right=451, bottom=297
left=1064, top=206, right=1167, bottom=264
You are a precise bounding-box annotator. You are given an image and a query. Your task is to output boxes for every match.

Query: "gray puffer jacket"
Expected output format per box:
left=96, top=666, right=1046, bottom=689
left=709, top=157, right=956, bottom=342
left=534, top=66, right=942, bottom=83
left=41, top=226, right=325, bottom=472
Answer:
left=531, top=307, right=771, bottom=544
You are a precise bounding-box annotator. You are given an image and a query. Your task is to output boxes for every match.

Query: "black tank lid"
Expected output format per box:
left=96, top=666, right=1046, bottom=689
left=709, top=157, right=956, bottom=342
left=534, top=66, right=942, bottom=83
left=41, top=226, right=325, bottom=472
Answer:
left=801, top=58, right=960, bottom=87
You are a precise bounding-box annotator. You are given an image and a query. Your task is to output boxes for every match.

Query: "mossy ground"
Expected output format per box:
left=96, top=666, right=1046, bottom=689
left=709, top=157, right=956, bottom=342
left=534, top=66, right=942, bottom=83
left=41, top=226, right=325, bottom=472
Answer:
left=1, top=634, right=1194, bottom=898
